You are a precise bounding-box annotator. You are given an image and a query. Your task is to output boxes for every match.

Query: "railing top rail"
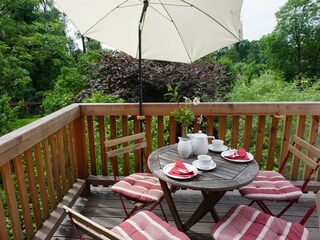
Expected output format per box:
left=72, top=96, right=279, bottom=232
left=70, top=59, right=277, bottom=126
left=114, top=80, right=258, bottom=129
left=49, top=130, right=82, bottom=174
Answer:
left=0, top=104, right=81, bottom=166
left=80, top=102, right=320, bottom=116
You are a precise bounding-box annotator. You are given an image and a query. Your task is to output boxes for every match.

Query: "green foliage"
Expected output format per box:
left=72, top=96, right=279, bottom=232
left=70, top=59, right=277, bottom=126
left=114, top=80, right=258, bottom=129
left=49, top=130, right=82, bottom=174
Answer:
left=0, top=95, right=22, bottom=136
left=41, top=50, right=102, bottom=113
left=82, top=91, right=124, bottom=103
left=226, top=71, right=320, bottom=102
left=164, top=84, right=181, bottom=103
left=0, top=0, right=75, bottom=103
left=259, top=0, right=320, bottom=80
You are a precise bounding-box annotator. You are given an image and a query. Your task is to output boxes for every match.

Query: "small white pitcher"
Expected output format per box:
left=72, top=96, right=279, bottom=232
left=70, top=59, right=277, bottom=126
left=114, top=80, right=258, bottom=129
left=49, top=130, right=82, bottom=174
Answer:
left=177, top=137, right=193, bottom=159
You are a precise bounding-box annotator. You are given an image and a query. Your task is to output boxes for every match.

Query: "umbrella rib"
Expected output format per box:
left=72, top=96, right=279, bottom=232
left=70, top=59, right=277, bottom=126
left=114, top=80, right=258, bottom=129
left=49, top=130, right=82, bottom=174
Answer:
left=83, top=0, right=142, bottom=35
left=158, top=0, right=193, bottom=62
left=181, top=0, right=241, bottom=41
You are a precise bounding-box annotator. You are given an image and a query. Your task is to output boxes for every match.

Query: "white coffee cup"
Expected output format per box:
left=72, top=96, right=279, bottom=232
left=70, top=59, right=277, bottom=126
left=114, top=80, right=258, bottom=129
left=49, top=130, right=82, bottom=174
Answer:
left=212, top=139, right=224, bottom=150
left=197, top=155, right=212, bottom=168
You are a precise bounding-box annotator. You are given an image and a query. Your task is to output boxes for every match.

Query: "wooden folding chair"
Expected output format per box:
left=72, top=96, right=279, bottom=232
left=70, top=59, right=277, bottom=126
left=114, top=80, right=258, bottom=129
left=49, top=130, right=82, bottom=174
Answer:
left=105, top=132, right=171, bottom=220
left=239, top=135, right=320, bottom=217
left=211, top=191, right=320, bottom=240
left=63, top=206, right=190, bottom=240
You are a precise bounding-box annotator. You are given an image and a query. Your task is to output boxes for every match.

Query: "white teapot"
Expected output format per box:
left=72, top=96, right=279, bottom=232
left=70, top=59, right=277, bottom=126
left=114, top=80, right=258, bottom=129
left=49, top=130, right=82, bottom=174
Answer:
left=187, top=131, right=214, bottom=156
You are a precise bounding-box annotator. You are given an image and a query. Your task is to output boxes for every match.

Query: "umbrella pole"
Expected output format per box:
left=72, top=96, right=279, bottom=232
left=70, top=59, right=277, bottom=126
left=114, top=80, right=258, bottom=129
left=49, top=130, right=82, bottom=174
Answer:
left=138, top=0, right=149, bottom=119
left=138, top=0, right=149, bottom=172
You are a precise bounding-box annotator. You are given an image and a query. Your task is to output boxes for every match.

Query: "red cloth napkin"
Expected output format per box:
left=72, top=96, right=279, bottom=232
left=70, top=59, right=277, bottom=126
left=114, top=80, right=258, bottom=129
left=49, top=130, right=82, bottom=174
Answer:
left=225, top=148, right=250, bottom=160
left=168, top=159, right=195, bottom=177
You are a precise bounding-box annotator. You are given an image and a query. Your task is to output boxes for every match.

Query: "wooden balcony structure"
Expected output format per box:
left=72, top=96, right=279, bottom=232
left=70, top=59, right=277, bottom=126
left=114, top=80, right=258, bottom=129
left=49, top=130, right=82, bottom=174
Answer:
left=0, top=102, right=319, bottom=239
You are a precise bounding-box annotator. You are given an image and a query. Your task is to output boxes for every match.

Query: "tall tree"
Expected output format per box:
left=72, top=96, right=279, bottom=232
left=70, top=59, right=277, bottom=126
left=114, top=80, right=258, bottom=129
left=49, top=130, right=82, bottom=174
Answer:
left=259, top=0, right=320, bottom=80
left=0, top=0, right=74, bottom=103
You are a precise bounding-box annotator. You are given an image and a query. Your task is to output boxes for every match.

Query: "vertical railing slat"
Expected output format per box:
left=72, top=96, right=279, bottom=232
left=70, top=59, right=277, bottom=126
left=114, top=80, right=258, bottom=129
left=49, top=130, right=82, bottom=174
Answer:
left=255, top=116, right=266, bottom=166
left=0, top=189, right=10, bottom=240
left=218, top=116, right=227, bottom=141
left=67, top=123, right=77, bottom=183
left=0, top=162, right=23, bottom=240
left=291, top=116, right=306, bottom=180
left=279, top=116, right=292, bottom=175
left=110, top=116, right=117, bottom=175
left=206, top=115, right=214, bottom=143
left=98, top=116, right=107, bottom=176
left=133, top=117, right=141, bottom=172
left=34, top=143, right=50, bottom=219
left=230, top=116, right=240, bottom=149
left=56, top=130, right=67, bottom=194
left=24, top=149, right=42, bottom=229
left=145, top=115, right=153, bottom=172
left=62, top=127, right=72, bottom=188
left=13, top=155, right=34, bottom=239
left=87, top=116, right=97, bottom=176
left=157, top=115, right=164, bottom=148
left=266, top=117, right=279, bottom=170
left=169, top=116, right=176, bottom=144
left=49, top=134, right=62, bottom=201
left=243, top=116, right=253, bottom=151
left=122, top=115, right=129, bottom=175
left=42, top=138, right=56, bottom=211
left=305, top=115, right=320, bottom=180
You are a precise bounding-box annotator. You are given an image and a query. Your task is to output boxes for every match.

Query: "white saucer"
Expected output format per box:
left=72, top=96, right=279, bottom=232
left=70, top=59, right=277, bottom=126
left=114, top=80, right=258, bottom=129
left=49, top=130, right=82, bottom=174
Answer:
left=221, top=150, right=254, bottom=163
left=163, top=163, right=198, bottom=179
left=209, top=144, right=228, bottom=153
left=192, top=160, right=216, bottom=171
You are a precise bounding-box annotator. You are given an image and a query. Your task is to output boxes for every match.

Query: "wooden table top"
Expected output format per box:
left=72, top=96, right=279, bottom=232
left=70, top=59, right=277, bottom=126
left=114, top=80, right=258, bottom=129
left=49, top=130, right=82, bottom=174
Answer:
left=148, top=144, right=259, bottom=191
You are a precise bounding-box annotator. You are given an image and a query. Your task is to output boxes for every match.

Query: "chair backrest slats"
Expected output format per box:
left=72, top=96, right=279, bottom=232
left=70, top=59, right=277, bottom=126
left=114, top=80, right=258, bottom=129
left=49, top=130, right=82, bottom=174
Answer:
left=287, top=135, right=320, bottom=171
left=107, top=142, right=147, bottom=158
left=288, top=144, right=319, bottom=171
left=63, top=206, right=123, bottom=240
left=105, top=133, right=145, bottom=148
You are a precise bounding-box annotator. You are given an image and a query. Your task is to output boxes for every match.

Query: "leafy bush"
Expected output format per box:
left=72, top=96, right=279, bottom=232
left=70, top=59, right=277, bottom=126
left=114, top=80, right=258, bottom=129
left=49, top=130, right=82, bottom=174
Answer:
left=0, top=95, right=22, bottom=136
left=226, top=71, right=320, bottom=102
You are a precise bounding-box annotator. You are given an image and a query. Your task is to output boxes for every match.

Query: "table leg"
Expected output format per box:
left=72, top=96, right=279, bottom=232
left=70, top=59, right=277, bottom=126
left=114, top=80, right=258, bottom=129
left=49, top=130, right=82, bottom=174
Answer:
left=183, top=191, right=226, bottom=231
left=202, top=191, right=220, bottom=222
left=159, top=179, right=185, bottom=232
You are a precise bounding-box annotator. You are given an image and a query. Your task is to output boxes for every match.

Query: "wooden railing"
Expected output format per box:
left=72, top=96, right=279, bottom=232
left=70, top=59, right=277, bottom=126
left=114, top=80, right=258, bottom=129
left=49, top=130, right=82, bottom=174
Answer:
left=0, top=102, right=319, bottom=239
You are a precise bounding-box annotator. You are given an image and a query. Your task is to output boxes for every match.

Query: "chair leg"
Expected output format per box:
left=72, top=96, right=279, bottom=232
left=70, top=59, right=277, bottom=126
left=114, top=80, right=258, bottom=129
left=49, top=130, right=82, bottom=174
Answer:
left=256, top=201, right=274, bottom=216
left=118, top=195, right=130, bottom=219
left=276, top=200, right=297, bottom=218
left=159, top=202, right=168, bottom=222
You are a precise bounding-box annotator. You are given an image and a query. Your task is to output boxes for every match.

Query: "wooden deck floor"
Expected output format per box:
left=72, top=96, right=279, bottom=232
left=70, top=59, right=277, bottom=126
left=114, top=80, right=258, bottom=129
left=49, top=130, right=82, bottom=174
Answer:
left=53, top=187, right=319, bottom=240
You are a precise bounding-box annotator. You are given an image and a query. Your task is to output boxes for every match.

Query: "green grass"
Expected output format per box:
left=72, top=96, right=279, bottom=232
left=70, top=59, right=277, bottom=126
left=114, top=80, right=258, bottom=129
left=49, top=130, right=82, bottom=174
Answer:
left=15, top=116, right=41, bottom=129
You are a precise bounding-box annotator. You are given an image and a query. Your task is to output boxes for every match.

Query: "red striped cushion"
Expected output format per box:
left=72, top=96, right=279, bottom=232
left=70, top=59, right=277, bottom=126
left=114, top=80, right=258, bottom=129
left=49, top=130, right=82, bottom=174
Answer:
left=112, top=210, right=190, bottom=240
left=211, top=205, right=310, bottom=240
left=239, top=171, right=302, bottom=201
left=111, top=173, right=171, bottom=202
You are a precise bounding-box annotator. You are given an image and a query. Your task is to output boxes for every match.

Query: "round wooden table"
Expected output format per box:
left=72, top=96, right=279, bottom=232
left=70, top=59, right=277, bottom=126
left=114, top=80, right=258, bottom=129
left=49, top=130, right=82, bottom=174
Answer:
left=148, top=144, right=259, bottom=232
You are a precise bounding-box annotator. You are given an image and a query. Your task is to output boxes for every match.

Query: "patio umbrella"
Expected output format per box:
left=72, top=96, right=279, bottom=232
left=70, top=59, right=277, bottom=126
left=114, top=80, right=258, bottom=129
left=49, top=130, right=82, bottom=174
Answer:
left=53, top=0, right=243, bottom=117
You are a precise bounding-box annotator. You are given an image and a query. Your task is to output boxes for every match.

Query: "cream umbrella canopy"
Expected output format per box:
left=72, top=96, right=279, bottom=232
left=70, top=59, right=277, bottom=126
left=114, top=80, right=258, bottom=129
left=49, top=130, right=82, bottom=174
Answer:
left=53, top=0, right=243, bottom=116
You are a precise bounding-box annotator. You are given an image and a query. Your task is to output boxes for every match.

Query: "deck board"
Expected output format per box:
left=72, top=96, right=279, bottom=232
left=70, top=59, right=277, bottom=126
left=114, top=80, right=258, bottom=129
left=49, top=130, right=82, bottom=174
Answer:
left=52, top=187, right=319, bottom=240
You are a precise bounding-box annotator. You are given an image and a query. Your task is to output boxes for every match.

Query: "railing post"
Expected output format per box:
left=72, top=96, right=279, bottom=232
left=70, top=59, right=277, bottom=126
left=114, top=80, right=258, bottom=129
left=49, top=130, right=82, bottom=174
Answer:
left=73, top=116, right=90, bottom=195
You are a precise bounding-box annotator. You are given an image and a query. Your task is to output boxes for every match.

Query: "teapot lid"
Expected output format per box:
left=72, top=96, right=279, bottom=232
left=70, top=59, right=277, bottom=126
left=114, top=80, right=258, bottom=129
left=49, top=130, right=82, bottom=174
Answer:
left=194, top=130, right=207, bottom=138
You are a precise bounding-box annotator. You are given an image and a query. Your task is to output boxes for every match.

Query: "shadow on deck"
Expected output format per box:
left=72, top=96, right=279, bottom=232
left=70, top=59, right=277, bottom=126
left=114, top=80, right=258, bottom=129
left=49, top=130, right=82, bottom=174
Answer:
left=53, top=187, right=319, bottom=240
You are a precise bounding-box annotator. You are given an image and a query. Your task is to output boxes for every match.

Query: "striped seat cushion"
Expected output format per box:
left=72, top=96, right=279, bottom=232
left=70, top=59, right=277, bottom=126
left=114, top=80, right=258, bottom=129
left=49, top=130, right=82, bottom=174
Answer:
left=211, top=205, right=310, bottom=240
left=239, top=171, right=303, bottom=201
left=111, top=173, right=171, bottom=202
left=112, top=210, right=190, bottom=240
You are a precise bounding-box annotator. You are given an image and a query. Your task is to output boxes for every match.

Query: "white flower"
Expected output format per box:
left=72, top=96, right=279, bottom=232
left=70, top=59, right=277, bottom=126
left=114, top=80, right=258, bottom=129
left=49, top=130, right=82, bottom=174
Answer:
left=193, top=97, right=200, bottom=106
left=183, top=96, right=192, bottom=103
left=197, top=114, right=203, bottom=124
